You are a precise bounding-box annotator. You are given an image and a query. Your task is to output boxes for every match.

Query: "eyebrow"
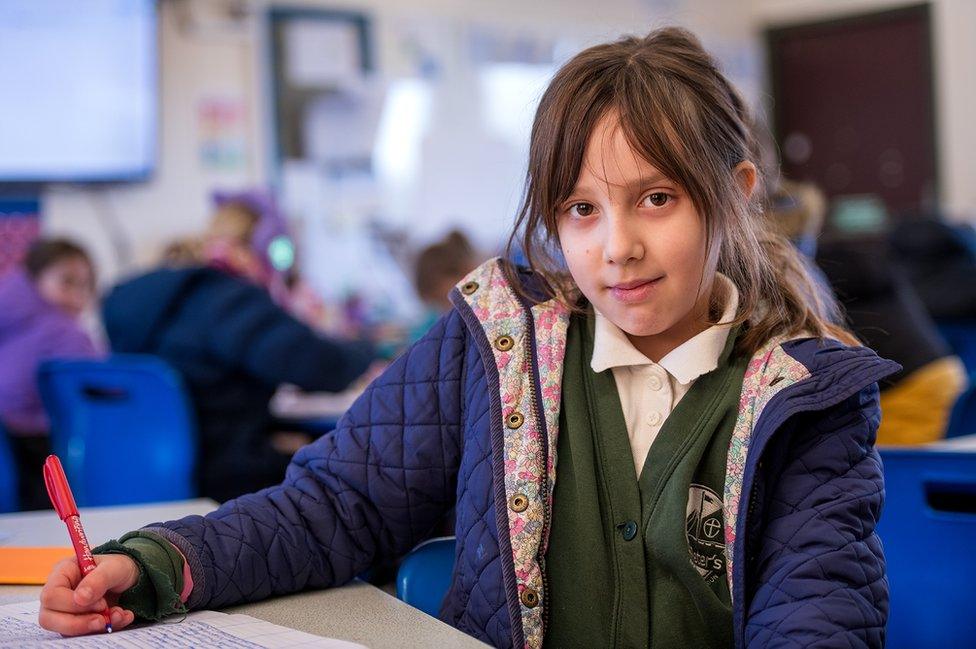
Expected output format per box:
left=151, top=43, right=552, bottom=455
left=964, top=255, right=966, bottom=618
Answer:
left=570, top=171, right=674, bottom=196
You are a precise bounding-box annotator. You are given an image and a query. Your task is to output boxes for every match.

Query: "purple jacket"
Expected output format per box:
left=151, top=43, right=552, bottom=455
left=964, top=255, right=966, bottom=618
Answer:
left=148, top=259, right=898, bottom=648
left=0, top=270, right=97, bottom=434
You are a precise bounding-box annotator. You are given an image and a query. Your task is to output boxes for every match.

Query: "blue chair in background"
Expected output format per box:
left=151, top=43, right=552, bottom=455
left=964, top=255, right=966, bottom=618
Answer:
left=878, top=448, right=976, bottom=648
left=937, top=319, right=976, bottom=380
left=946, top=385, right=976, bottom=439
left=0, top=421, right=19, bottom=513
left=38, top=355, right=197, bottom=507
left=396, top=537, right=457, bottom=618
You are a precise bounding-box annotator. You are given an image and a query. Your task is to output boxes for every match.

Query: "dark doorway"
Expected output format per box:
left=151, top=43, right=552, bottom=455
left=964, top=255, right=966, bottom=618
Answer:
left=766, top=4, right=938, bottom=225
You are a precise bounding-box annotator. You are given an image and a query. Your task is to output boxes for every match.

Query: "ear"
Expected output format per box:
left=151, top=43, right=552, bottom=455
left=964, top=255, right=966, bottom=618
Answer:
left=732, top=161, right=758, bottom=200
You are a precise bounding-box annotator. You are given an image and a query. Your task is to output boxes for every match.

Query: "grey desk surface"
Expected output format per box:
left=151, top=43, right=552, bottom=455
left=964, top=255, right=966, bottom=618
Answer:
left=929, top=433, right=976, bottom=451
left=0, top=500, right=487, bottom=648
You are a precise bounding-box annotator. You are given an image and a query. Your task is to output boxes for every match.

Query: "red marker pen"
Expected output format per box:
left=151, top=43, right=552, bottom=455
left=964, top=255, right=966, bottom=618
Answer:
left=43, top=455, right=113, bottom=634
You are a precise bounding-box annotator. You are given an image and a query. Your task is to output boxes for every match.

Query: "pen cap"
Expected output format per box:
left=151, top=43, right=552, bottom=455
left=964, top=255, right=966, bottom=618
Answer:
left=43, top=455, right=78, bottom=520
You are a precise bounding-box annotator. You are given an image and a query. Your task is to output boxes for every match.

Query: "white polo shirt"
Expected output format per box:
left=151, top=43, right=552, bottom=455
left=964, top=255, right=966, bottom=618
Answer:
left=590, top=274, right=740, bottom=477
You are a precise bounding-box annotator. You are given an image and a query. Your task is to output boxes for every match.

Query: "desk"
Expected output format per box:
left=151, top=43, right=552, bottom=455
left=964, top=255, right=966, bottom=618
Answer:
left=930, top=433, right=976, bottom=451
left=271, top=386, right=362, bottom=422
left=0, top=501, right=487, bottom=648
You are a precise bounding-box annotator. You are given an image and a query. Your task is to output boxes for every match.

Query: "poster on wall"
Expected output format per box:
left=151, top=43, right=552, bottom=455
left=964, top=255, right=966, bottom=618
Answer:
left=0, top=198, right=40, bottom=276
left=197, top=96, right=248, bottom=172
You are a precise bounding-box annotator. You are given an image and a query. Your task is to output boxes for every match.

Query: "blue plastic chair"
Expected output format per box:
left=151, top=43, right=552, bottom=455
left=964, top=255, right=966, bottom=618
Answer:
left=396, top=537, right=457, bottom=617
left=878, top=448, right=976, bottom=648
left=946, top=385, right=976, bottom=439
left=937, top=319, right=976, bottom=380
left=38, top=355, right=197, bottom=507
left=0, top=421, right=19, bottom=513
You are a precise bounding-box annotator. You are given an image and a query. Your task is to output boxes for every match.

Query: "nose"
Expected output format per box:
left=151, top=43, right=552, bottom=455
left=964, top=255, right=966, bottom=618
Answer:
left=602, top=211, right=644, bottom=265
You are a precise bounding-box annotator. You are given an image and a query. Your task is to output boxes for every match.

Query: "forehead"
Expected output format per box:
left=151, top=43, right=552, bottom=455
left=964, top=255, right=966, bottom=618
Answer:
left=45, top=256, right=91, bottom=276
left=576, top=111, right=668, bottom=191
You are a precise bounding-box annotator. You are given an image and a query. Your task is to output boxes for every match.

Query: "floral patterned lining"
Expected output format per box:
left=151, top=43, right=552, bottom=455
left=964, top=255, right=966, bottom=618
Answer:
left=722, top=340, right=811, bottom=594
left=457, top=260, right=569, bottom=649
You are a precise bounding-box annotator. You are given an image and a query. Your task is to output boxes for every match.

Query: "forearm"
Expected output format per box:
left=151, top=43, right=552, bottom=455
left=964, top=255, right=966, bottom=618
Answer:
left=94, top=531, right=189, bottom=620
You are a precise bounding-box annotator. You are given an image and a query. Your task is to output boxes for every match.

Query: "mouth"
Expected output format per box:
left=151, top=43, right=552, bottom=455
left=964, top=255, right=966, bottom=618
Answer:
left=607, top=276, right=664, bottom=303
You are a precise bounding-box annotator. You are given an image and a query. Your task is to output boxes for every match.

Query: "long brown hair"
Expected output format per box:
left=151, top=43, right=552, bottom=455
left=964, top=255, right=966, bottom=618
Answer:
left=506, top=27, right=856, bottom=354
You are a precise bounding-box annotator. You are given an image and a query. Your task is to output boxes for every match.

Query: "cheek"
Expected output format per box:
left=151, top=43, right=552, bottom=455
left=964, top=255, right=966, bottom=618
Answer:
left=656, top=218, right=707, bottom=273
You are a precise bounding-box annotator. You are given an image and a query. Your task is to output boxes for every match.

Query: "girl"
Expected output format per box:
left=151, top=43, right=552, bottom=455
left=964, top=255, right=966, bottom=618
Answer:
left=0, top=238, right=99, bottom=510
left=39, top=28, right=896, bottom=648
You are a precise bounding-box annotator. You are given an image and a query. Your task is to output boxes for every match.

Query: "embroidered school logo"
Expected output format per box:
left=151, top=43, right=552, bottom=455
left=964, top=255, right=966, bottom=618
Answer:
left=686, top=484, right=726, bottom=584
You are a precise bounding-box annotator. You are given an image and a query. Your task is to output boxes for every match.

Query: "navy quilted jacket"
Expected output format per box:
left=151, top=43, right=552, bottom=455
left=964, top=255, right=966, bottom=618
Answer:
left=147, top=260, right=898, bottom=648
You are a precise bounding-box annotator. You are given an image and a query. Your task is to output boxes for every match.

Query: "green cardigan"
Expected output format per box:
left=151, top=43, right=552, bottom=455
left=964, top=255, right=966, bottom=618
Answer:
left=544, top=314, right=746, bottom=648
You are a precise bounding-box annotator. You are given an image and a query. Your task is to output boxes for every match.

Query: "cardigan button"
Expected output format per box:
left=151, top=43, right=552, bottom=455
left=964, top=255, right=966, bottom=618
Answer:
left=494, top=335, right=515, bottom=352
left=506, top=412, right=525, bottom=429
left=461, top=281, right=479, bottom=295
left=620, top=520, right=638, bottom=541
left=509, top=493, right=529, bottom=512
left=520, top=587, right=540, bottom=608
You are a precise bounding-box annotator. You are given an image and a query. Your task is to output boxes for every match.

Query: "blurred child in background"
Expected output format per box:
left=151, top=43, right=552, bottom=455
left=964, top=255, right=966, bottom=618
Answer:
left=0, top=238, right=100, bottom=509
left=102, top=191, right=375, bottom=502
left=765, top=179, right=968, bottom=444
left=410, top=229, right=479, bottom=340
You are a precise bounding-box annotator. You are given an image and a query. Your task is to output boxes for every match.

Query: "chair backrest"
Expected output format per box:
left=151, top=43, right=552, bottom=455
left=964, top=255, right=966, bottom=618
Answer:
left=937, top=319, right=976, bottom=380
left=0, top=420, right=18, bottom=513
left=396, top=537, right=457, bottom=618
left=878, top=448, right=976, bottom=648
left=38, top=355, right=197, bottom=507
left=946, top=385, right=976, bottom=439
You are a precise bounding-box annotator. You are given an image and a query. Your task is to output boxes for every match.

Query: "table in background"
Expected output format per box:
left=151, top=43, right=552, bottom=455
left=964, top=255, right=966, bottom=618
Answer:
left=928, top=433, right=976, bottom=451
left=0, top=500, right=487, bottom=648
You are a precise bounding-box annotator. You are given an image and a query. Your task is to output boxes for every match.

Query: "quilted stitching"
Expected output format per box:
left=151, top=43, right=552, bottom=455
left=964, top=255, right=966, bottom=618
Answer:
left=744, top=386, right=887, bottom=648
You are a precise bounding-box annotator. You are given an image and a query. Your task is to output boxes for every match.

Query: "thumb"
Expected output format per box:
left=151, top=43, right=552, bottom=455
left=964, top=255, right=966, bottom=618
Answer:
left=72, top=559, right=134, bottom=607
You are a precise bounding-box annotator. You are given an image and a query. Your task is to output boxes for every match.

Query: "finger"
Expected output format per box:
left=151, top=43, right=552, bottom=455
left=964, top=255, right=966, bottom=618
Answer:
left=72, top=561, right=130, bottom=607
left=38, top=609, right=108, bottom=637
left=108, top=607, right=136, bottom=631
left=40, top=583, right=107, bottom=615
left=45, top=559, right=81, bottom=590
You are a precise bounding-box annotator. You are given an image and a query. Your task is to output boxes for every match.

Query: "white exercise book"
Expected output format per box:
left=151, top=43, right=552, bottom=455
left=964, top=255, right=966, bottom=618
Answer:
left=0, top=601, right=366, bottom=648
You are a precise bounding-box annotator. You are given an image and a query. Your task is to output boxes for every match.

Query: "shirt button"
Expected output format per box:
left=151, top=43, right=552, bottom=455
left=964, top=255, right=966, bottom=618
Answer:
left=648, top=375, right=662, bottom=391
left=619, top=520, right=638, bottom=541
left=648, top=411, right=663, bottom=427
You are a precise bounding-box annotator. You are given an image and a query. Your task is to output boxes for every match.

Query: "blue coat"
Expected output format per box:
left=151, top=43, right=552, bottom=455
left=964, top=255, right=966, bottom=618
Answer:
left=103, top=267, right=374, bottom=501
left=147, top=259, right=898, bottom=648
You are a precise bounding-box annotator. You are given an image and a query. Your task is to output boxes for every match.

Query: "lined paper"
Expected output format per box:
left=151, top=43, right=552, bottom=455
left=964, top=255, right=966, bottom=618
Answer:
left=0, top=601, right=366, bottom=648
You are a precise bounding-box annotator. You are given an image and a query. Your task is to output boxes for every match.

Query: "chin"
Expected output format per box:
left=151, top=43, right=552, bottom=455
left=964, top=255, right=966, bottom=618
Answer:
left=603, top=307, right=668, bottom=338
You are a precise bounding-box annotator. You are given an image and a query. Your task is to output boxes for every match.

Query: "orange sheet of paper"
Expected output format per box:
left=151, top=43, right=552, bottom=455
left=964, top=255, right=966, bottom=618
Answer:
left=0, top=547, right=74, bottom=584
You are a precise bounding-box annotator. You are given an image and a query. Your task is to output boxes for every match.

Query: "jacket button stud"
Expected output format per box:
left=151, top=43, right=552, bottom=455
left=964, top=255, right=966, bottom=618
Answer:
left=506, top=412, right=525, bottom=429
left=520, top=587, right=540, bottom=608
left=509, top=493, right=529, bottom=512
left=461, top=281, right=479, bottom=295
left=494, top=335, right=514, bottom=352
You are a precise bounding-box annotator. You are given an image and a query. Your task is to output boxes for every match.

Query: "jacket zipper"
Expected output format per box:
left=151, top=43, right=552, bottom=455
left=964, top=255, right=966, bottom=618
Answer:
left=517, top=294, right=553, bottom=637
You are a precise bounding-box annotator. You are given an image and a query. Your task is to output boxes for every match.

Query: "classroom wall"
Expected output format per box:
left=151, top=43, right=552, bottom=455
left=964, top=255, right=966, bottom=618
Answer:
left=752, top=0, right=976, bottom=223
left=40, top=0, right=756, bottom=288
left=41, top=0, right=971, bottom=290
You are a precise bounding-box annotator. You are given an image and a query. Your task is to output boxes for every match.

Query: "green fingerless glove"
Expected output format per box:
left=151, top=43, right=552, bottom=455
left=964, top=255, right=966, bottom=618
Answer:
left=94, top=530, right=187, bottom=621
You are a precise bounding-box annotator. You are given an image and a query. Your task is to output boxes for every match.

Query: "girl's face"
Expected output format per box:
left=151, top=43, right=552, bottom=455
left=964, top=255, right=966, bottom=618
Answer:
left=35, top=256, right=95, bottom=318
left=556, top=111, right=715, bottom=362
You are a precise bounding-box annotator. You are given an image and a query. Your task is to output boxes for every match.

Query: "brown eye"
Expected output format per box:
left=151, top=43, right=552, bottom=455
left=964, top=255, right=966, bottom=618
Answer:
left=643, top=192, right=670, bottom=208
left=571, top=203, right=594, bottom=217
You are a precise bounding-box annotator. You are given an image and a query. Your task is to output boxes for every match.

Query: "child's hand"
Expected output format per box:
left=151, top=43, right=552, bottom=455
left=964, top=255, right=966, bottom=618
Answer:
left=38, top=555, right=140, bottom=636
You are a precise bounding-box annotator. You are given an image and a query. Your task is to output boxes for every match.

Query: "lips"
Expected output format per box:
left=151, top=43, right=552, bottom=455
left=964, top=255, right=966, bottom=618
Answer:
left=608, top=276, right=663, bottom=303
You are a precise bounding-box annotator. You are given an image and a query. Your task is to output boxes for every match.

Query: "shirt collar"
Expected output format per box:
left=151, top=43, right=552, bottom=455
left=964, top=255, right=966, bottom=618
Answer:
left=590, top=273, right=740, bottom=385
